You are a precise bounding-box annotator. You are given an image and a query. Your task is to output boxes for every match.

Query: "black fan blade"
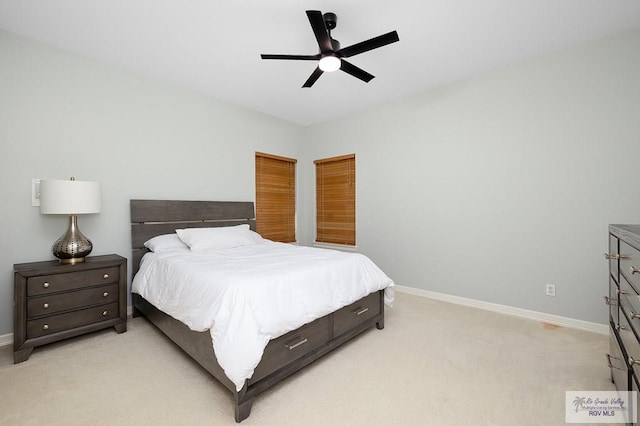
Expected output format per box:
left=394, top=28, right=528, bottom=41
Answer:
left=306, top=10, right=333, bottom=53
left=338, top=31, right=399, bottom=58
left=261, top=54, right=320, bottom=61
left=302, top=67, right=324, bottom=88
left=340, top=60, right=375, bottom=83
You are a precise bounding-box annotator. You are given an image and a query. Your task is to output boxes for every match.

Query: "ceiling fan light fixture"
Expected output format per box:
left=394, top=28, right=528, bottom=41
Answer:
left=319, top=55, right=341, bottom=72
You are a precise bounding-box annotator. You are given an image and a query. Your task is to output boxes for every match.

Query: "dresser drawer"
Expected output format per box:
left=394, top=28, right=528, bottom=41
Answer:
left=609, top=276, right=620, bottom=325
left=27, top=302, right=119, bottom=339
left=333, top=291, right=381, bottom=337
left=27, top=267, right=119, bottom=296
left=608, top=325, right=630, bottom=393
left=250, top=316, right=330, bottom=384
left=619, top=277, right=640, bottom=327
left=619, top=311, right=640, bottom=377
left=27, top=283, right=119, bottom=318
left=620, top=241, right=640, bottom=294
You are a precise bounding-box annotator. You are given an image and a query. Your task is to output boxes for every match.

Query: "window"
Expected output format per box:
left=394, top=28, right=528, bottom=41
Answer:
left=255, top=152, right=296, bottom=242
left=314, top=154, right=355, bottom=246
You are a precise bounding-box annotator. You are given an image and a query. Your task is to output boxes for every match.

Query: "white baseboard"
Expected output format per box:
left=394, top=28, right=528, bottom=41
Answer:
left=394, top=285, right=609, bottom=335
left=0, top=333, right=12, bottom=348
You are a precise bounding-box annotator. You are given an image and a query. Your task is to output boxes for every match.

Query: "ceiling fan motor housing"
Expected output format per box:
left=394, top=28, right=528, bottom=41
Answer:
left=323, top=12, right=337, bottom=30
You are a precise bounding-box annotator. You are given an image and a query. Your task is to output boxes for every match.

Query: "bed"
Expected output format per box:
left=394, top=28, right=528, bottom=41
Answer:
left=130, top=199, right=393, bottom=422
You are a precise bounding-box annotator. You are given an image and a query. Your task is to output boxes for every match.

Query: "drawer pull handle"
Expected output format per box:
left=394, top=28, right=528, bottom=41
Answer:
left=103, top=274, right=109, bottom=279
left=353, top=307, right=369, bottom=316
left=629, top=357, right=640, bottom=366
left=606, top=353, right=625, bottom=370
left=631, top=267, right=640, bottom=275
left=616, top=324, right=626, bottom=331
left=43, top=282, right=50, bottom=288
left=604, top=296, right=616, bottom=306
left=285, top=337, right=308, bottom=351
left=605, top=253, right=631, bottom=260
left=103, top=292, right=109, bottom=297
left=102, top=310, right=108, bottom=316
left=630, top=311, right=640, bottom=320
left=42, top=324, right=49, bottom=330
left=43, top=303, right=49, bottom=309
left=618, top=289, right=629, bottom=295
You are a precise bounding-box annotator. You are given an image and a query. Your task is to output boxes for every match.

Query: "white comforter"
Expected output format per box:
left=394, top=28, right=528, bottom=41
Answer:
left=131, top=240, right=394, bottom=391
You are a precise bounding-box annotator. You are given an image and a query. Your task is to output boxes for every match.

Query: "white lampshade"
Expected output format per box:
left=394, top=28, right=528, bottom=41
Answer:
left=40, top=179, right=101, bottom=215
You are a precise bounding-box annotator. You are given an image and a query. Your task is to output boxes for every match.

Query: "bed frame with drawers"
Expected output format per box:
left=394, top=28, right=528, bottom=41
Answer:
left=130, top=200, right=385, bottom=422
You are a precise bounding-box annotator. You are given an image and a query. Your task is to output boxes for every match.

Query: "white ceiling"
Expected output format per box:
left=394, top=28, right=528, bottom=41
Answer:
left=1, top=1, right=639, bottom=126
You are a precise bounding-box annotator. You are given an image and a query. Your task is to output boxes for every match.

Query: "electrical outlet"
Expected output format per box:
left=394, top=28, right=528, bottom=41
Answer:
left=546, top=284, right=556, bottom=297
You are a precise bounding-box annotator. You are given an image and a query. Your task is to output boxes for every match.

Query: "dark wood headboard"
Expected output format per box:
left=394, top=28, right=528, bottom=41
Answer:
left=130, top=200, right=255, bottom=275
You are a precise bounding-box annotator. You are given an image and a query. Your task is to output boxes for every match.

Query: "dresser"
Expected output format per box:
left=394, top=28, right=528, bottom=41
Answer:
left=14, top=254, right=127, bottom=363
left=607, top=225, right=640, bottom=423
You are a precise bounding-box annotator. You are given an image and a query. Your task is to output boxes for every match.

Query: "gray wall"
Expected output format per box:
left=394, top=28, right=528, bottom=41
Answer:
left=298, top=30, right=640, bottom=324
left=0, top=29, right=303, bottom=335
left=1, top=27, right=639, bottom=336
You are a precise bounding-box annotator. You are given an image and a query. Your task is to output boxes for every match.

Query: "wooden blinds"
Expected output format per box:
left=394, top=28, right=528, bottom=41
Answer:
left=255, top=152, right=297, bottom=242
left=314, top=154, right=355, bottom=246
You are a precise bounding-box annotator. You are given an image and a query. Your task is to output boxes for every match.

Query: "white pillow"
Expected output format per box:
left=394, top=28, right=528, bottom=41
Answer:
left=248, top=230, right=266, bottom=243
left=176, top=225, right=257, bottom=251
left=144, top=234, right=188, bottom=252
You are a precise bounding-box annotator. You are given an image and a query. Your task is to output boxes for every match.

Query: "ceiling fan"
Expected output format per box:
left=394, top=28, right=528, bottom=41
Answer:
left=261, top=10, right=400, bottom=88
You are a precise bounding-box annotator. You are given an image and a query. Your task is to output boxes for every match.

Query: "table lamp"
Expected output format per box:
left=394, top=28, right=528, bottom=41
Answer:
left=40, top=177, right=102, bottom=264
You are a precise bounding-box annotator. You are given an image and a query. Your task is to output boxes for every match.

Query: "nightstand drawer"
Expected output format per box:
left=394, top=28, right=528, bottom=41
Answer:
left=27, top=267, right=119, bottom=296
left=27, top=283, right=119, bottom=318
left=27, top=302, right=119, bottom=339
left=333, top=291, right=381, bottom=337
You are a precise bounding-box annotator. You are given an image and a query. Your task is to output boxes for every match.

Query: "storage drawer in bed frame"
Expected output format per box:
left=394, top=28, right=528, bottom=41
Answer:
left=251, top=316, right=331, bottom=383
left=250, top=290, right=383, bottom=384
left=333, top=291, right=381, bottom=337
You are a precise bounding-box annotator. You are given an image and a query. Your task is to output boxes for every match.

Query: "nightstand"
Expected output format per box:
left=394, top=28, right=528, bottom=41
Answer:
left=13, top=254, right=127, bottom=363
